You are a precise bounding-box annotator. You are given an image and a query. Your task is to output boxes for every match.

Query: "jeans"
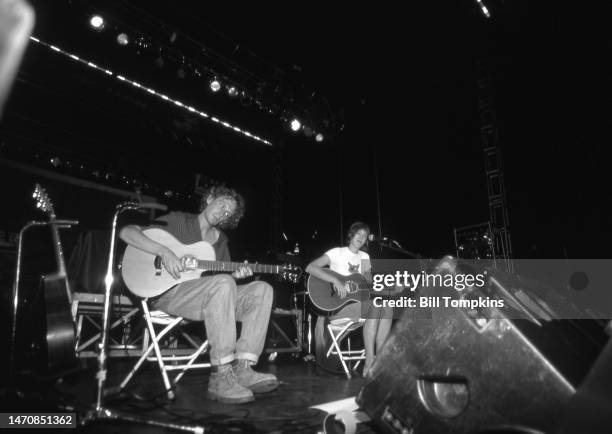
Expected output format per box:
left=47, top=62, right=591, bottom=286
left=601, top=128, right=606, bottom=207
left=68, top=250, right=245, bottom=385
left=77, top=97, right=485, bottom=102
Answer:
left=152, top=274, right=274, bottom=365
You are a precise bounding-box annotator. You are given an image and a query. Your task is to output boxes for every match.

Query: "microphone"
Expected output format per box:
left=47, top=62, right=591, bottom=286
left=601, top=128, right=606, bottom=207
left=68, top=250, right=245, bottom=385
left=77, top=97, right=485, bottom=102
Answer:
left=52, top=219, right=79, bottom=227
left=368, top=234, right=403, bottom=248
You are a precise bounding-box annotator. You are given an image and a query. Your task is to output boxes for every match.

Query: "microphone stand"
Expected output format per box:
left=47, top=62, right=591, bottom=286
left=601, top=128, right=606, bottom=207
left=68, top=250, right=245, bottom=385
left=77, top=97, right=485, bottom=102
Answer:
left=376, top=241, right=421, bottom=259
left=80, top=202, right=204, bottom=434
left=372, top=239, right=432, bottom=274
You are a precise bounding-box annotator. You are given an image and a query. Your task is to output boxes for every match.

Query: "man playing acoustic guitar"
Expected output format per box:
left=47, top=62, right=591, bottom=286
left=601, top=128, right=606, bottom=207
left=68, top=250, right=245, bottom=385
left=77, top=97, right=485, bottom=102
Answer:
left=119, top=186, right=278, bottom=404
left=306, top=221, right=393, bottom=377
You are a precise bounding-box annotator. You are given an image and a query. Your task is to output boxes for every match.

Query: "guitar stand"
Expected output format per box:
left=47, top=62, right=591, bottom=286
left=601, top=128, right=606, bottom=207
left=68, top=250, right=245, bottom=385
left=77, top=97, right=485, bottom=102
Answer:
left=10, top=220, right=54, bottom=385
left=80, top=202, right=204, bottom=434
left=6, top=218, right=79, bottom=410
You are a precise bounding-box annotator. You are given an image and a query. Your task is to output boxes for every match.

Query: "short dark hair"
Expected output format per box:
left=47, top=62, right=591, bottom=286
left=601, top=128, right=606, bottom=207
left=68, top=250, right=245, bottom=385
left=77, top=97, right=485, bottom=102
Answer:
left=199, top=185, right=245, bottom=229
left=346, top=221, right=370, bottom=244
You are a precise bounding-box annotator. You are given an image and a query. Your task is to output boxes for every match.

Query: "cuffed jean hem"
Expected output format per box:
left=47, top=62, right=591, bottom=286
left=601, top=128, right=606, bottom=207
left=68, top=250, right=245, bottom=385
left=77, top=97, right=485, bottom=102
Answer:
left=211, top=354, right=236, bottom=366
left=235, top=352, right=259, bottom=364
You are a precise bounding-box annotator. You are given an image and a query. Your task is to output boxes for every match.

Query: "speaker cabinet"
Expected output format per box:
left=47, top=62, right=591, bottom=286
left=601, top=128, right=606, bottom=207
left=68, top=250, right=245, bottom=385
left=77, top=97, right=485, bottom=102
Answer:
left=357, top=257, right=608, bottom=434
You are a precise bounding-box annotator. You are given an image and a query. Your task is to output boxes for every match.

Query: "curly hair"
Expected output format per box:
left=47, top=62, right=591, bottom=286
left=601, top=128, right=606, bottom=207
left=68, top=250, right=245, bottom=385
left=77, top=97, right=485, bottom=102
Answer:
left=199, top=185, right=245, bottom=229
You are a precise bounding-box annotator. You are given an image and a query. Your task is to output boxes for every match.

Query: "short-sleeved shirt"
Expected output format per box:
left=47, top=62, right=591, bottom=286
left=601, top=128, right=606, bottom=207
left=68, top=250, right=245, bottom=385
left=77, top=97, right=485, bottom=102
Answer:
left=325, top=247, right=370, bottom=276
left=150, top=211, right=231, bottom=262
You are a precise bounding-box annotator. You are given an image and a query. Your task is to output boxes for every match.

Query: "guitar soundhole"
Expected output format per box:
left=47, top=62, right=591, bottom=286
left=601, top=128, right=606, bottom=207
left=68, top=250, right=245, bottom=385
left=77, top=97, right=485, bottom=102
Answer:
left=154, top=256, right=162, bottom=276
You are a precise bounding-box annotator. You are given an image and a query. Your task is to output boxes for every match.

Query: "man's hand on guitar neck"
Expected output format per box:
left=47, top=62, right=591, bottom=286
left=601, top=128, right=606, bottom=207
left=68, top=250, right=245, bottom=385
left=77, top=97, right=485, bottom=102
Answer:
left=232, top=261, right=254, bottom=280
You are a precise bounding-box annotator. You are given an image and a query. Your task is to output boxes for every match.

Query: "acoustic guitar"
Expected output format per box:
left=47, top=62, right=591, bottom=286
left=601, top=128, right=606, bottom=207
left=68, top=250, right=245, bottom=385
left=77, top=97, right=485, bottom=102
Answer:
left=307, top=270, right=378, bottom=312
left=121, top=228, right=301, bottom=298
left=32, top=184, right=77, bottom=374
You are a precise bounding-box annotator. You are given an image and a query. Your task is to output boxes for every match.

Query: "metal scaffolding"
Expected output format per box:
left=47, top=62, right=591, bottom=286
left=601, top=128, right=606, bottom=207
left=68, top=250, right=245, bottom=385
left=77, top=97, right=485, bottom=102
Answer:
left=476, top=58, right=513, bottom=269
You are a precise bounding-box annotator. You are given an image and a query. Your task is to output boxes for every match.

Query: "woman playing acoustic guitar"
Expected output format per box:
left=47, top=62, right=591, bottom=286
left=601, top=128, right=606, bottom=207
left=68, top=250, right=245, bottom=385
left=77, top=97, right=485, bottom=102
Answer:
left=306, top=221, right=393, bottom=377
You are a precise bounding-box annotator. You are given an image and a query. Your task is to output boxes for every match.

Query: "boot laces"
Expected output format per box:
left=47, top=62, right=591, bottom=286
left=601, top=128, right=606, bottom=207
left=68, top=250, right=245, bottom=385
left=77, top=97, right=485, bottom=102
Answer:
left=219, top=365, right=238, bottom=385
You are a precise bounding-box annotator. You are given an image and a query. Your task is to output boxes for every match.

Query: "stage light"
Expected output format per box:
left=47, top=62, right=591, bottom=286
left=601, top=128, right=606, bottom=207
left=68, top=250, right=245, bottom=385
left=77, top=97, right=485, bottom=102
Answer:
left=303, top=126, right=313, bottom=137
left=210, top=78, right=221, bottom=92
left=116, top=33, right=129, bottom=46
left=315, top=133, right=324, bottom=142
left=89, top=15, right=105, bottom=31
left=290, top=119, right=301, bottom=131
left=227, top=86, right=238, bottom=98
left=475, top=0, right=491, bottom=18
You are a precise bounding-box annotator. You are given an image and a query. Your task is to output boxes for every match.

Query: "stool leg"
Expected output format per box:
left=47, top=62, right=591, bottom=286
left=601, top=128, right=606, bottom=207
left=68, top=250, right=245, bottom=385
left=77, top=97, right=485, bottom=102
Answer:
left=141, top=303, right=178, bottom=400
left=173, top=341, right=210, bottom=384
left=120, top=338, right=157, bottom=391
left=328, top=324, right=352, bottom=379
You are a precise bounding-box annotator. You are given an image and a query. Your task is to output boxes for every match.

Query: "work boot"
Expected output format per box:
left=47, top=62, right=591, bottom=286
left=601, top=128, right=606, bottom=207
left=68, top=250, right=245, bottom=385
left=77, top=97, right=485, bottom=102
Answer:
left=207, top=363, right=254, bottom=404
left=233, top=359, right=279, bottom=393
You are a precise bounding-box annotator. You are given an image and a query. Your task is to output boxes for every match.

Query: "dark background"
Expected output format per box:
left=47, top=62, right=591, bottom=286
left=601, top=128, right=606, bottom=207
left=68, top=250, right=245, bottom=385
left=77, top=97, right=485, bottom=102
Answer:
left=1, top=0, right=611, bottom=270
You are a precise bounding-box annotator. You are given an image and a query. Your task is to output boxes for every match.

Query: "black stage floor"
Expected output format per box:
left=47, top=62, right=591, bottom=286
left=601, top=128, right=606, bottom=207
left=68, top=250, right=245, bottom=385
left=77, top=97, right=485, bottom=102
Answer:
left=3, top=357, right=375, bottom=433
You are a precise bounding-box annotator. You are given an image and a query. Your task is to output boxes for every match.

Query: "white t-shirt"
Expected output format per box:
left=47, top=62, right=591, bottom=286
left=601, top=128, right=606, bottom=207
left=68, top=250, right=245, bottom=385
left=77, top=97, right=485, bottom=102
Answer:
left=325, top=247, right=370, bottom=276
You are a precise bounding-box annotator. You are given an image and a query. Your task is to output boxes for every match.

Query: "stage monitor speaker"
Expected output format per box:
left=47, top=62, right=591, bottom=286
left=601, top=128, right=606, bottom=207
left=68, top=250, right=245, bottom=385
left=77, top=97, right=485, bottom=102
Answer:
left=356, top=257, right=609, bottom=434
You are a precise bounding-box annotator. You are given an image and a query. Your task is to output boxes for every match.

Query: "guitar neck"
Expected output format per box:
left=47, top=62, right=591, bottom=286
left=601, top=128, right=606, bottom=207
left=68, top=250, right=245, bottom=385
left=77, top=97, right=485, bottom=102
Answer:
left=50, top=222, right=67, bottom=278
left=196, top=260, right=280, bottom=274
left=49, top=220, right=73, bottom=306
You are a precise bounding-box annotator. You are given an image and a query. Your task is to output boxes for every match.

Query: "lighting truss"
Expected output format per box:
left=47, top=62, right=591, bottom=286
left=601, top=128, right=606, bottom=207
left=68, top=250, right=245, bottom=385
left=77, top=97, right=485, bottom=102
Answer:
left=28, top=36, right=273, bottom=146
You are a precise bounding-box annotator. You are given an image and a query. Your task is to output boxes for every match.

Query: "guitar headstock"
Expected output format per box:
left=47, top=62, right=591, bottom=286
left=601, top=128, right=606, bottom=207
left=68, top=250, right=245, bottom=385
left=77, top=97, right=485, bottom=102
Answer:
left=33, top=183, right=56, bottom=218
left=279, top=263, right=302, bottom=284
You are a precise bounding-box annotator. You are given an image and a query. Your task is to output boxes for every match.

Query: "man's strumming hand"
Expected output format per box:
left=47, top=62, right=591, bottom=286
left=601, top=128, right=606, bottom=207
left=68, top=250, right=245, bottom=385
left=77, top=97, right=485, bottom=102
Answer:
left=159, top=247, right=182, bottom=279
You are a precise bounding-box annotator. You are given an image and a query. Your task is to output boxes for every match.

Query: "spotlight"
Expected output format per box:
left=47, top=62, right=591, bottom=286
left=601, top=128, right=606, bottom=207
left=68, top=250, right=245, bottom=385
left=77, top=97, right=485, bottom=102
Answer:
left=89, top=15, right=105, bottom=31
left=475, top=0, right=491, bottom=18
left=290, top=119, right=301, bottom=132
left=116, top=33, right=129, bottom=46
left=210, top=78, right=221, bottom=92
left=303, top=126, right=313, bottom=137
left=227, top=86, right=239, bottom=98
left=315, top=133, right=324, bottom=142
